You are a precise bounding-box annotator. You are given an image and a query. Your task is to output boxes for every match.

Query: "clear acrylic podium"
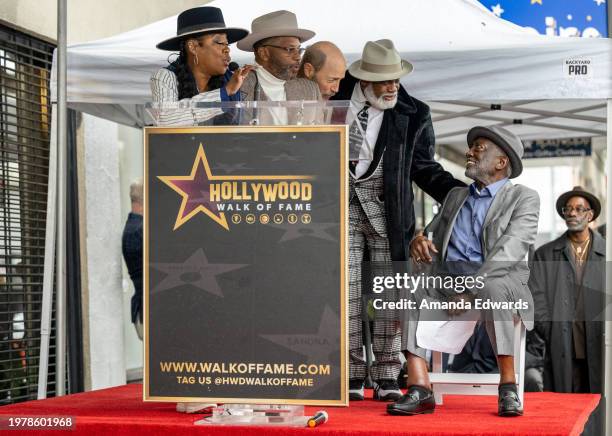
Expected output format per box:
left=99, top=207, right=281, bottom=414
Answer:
left=145, top=99, right=351, bottom=127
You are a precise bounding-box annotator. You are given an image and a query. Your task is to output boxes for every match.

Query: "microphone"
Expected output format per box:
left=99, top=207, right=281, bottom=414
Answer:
left=228, top=61, right=239, bottom=72
left=307, top=410, right=328, bottom=428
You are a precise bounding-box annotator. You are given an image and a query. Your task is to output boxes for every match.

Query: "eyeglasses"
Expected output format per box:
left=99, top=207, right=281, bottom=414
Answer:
left=561, top=206, right=592, bottom=215
left=262, top=45, right=305, bottom=56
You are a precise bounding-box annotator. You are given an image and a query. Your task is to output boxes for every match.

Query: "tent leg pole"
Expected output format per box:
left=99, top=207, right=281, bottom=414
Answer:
left=55, top=0, right=68, bottom=397
left=605, top=98, right=612, bottom=435
left=37, top=108, right=58, bottom=400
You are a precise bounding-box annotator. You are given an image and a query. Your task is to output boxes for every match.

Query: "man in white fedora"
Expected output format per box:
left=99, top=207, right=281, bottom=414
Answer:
left=331, top=39, right=464, bottom=402
left=237, top=10, right=321, bottom=112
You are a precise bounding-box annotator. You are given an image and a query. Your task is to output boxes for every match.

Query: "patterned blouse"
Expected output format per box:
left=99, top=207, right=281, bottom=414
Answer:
left=150, top=68, right=236, bottom=126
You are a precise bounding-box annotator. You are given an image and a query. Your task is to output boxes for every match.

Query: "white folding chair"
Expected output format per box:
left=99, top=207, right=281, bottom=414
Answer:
left=429, top=319, right=526, bottom=405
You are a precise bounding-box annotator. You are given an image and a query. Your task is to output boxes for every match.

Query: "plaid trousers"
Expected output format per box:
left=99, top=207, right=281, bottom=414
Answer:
left=349, top=159, right=402, bottom=382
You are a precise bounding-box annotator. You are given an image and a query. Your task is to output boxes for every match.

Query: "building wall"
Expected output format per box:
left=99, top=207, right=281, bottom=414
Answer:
left=81, top=114, right=126, bottom=389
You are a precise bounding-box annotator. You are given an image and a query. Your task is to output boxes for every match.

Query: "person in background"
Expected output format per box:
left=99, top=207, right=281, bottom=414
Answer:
left=530, top=186, right=605, bottom=394
left=151, top=6, right=254, bottom=125
left=297, top=41, right=346, bottom=100
left=122, top=179, right=143, bottom=340
left=528, top=186, right=605, bottom=434
left=0, top=261, right=26, bottom=403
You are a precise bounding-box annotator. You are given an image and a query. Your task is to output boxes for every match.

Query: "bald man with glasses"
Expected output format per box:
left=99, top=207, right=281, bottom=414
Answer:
left=237, top=10, right=321, bottom=124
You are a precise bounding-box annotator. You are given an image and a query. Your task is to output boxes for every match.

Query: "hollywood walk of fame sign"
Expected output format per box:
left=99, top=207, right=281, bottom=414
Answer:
left=144, top=126, right=348, bottom=405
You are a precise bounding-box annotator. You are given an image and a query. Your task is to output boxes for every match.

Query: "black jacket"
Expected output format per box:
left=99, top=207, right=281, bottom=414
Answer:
left=332, top=73, right=464, bottom=260
left=122, top=212, right=143, bottom=323
left=528, top=230, right=606, bottom=393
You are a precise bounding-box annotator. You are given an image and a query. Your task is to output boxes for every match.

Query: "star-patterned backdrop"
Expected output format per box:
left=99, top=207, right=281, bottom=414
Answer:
left=479, top=0, right=608, bottom=37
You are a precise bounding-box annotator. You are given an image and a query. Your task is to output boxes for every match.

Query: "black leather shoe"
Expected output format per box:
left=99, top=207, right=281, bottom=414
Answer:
left=373, top=379, right=403, bottom=402
left=498, top=386, right=523, bottom=417
left=387, top=385, right=435, bottom=415
left=349, top=379, right=364, bottom=401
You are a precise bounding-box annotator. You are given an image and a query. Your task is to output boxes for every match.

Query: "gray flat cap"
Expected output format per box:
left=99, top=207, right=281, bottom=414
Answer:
left=467, top=125, right=524, bottom=178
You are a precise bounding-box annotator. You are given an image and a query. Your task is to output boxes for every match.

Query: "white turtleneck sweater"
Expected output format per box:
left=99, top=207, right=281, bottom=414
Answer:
left=255, top=63, right=288, bottom=125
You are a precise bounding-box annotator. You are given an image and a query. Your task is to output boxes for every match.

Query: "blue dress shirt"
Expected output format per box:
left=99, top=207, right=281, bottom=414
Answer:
left=446, top=178, right=509, bottom=265
left=219, top=69, right=241, bottom=102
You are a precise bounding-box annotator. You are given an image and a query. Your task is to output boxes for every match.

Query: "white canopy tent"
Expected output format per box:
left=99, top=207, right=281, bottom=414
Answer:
left=51, top=0, right=611, bottom=134
left=43, top=0, right=612, bottom=429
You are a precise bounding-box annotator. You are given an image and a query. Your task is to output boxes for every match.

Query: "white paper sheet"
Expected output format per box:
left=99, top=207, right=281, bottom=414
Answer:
left=416, top=301, right=480, bottom=354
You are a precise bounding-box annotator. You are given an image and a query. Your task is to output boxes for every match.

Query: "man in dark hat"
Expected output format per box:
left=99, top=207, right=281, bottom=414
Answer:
left=389, top=125, right=539, bottom=417
left=528, top=186, right=605, bottom=395
left=528, top=186, right=605, bottom=434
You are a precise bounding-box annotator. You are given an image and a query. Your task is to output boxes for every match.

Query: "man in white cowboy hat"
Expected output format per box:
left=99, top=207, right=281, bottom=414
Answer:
left=237, top=10, right=321, bottom=123
left=331, top=39, right=464, bottom=402
left=391, top=125, right=540, bottom=417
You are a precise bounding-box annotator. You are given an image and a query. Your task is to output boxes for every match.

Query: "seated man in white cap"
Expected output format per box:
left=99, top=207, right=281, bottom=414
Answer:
left=237, top=10, right=321, bottom=124
left=389, top=126, right=539, bottom=417
left=331, top=40, right=464, bottom=402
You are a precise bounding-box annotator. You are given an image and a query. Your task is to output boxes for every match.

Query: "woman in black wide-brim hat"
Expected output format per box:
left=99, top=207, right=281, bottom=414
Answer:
left=151, top=6, right=254, bottom=125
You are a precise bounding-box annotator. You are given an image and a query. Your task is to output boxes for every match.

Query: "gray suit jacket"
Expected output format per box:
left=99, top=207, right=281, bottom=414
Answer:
left=423, top=181, right=540, bottom=328
left=239, top=71, right=322, bottom=125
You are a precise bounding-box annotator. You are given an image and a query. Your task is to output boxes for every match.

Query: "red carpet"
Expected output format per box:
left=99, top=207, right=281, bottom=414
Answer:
left=0, top=384, right=599, bottom=435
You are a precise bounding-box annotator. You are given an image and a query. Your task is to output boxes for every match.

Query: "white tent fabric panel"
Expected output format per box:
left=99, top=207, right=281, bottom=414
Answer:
left=430, top=99, right=607, bottom=145
left=51, top=0, right=612, bottom=127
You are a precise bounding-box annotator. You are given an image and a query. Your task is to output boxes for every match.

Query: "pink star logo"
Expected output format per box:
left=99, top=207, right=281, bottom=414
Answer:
left=158, top=144, right=228, bottom=230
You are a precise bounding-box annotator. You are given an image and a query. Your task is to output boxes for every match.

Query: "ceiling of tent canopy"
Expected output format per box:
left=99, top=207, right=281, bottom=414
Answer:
left=51, top=0, right=610, bottom=144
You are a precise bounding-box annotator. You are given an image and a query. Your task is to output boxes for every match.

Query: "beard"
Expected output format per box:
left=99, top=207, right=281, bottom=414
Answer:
left=275, top=66, right=294, bottom=81
left=465, top=154, right=496, bottom=182
left=363, top=84, right=398, bottom=110
left=565, top=216, right=589, bottom=232
left=269, top=58, right=299, bottom=81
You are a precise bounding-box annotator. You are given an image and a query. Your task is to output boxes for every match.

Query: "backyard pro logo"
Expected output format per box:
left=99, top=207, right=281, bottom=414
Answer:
left=158, top=144, right=314, bottom=231
left=564, top=57, right=592, bottom=78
